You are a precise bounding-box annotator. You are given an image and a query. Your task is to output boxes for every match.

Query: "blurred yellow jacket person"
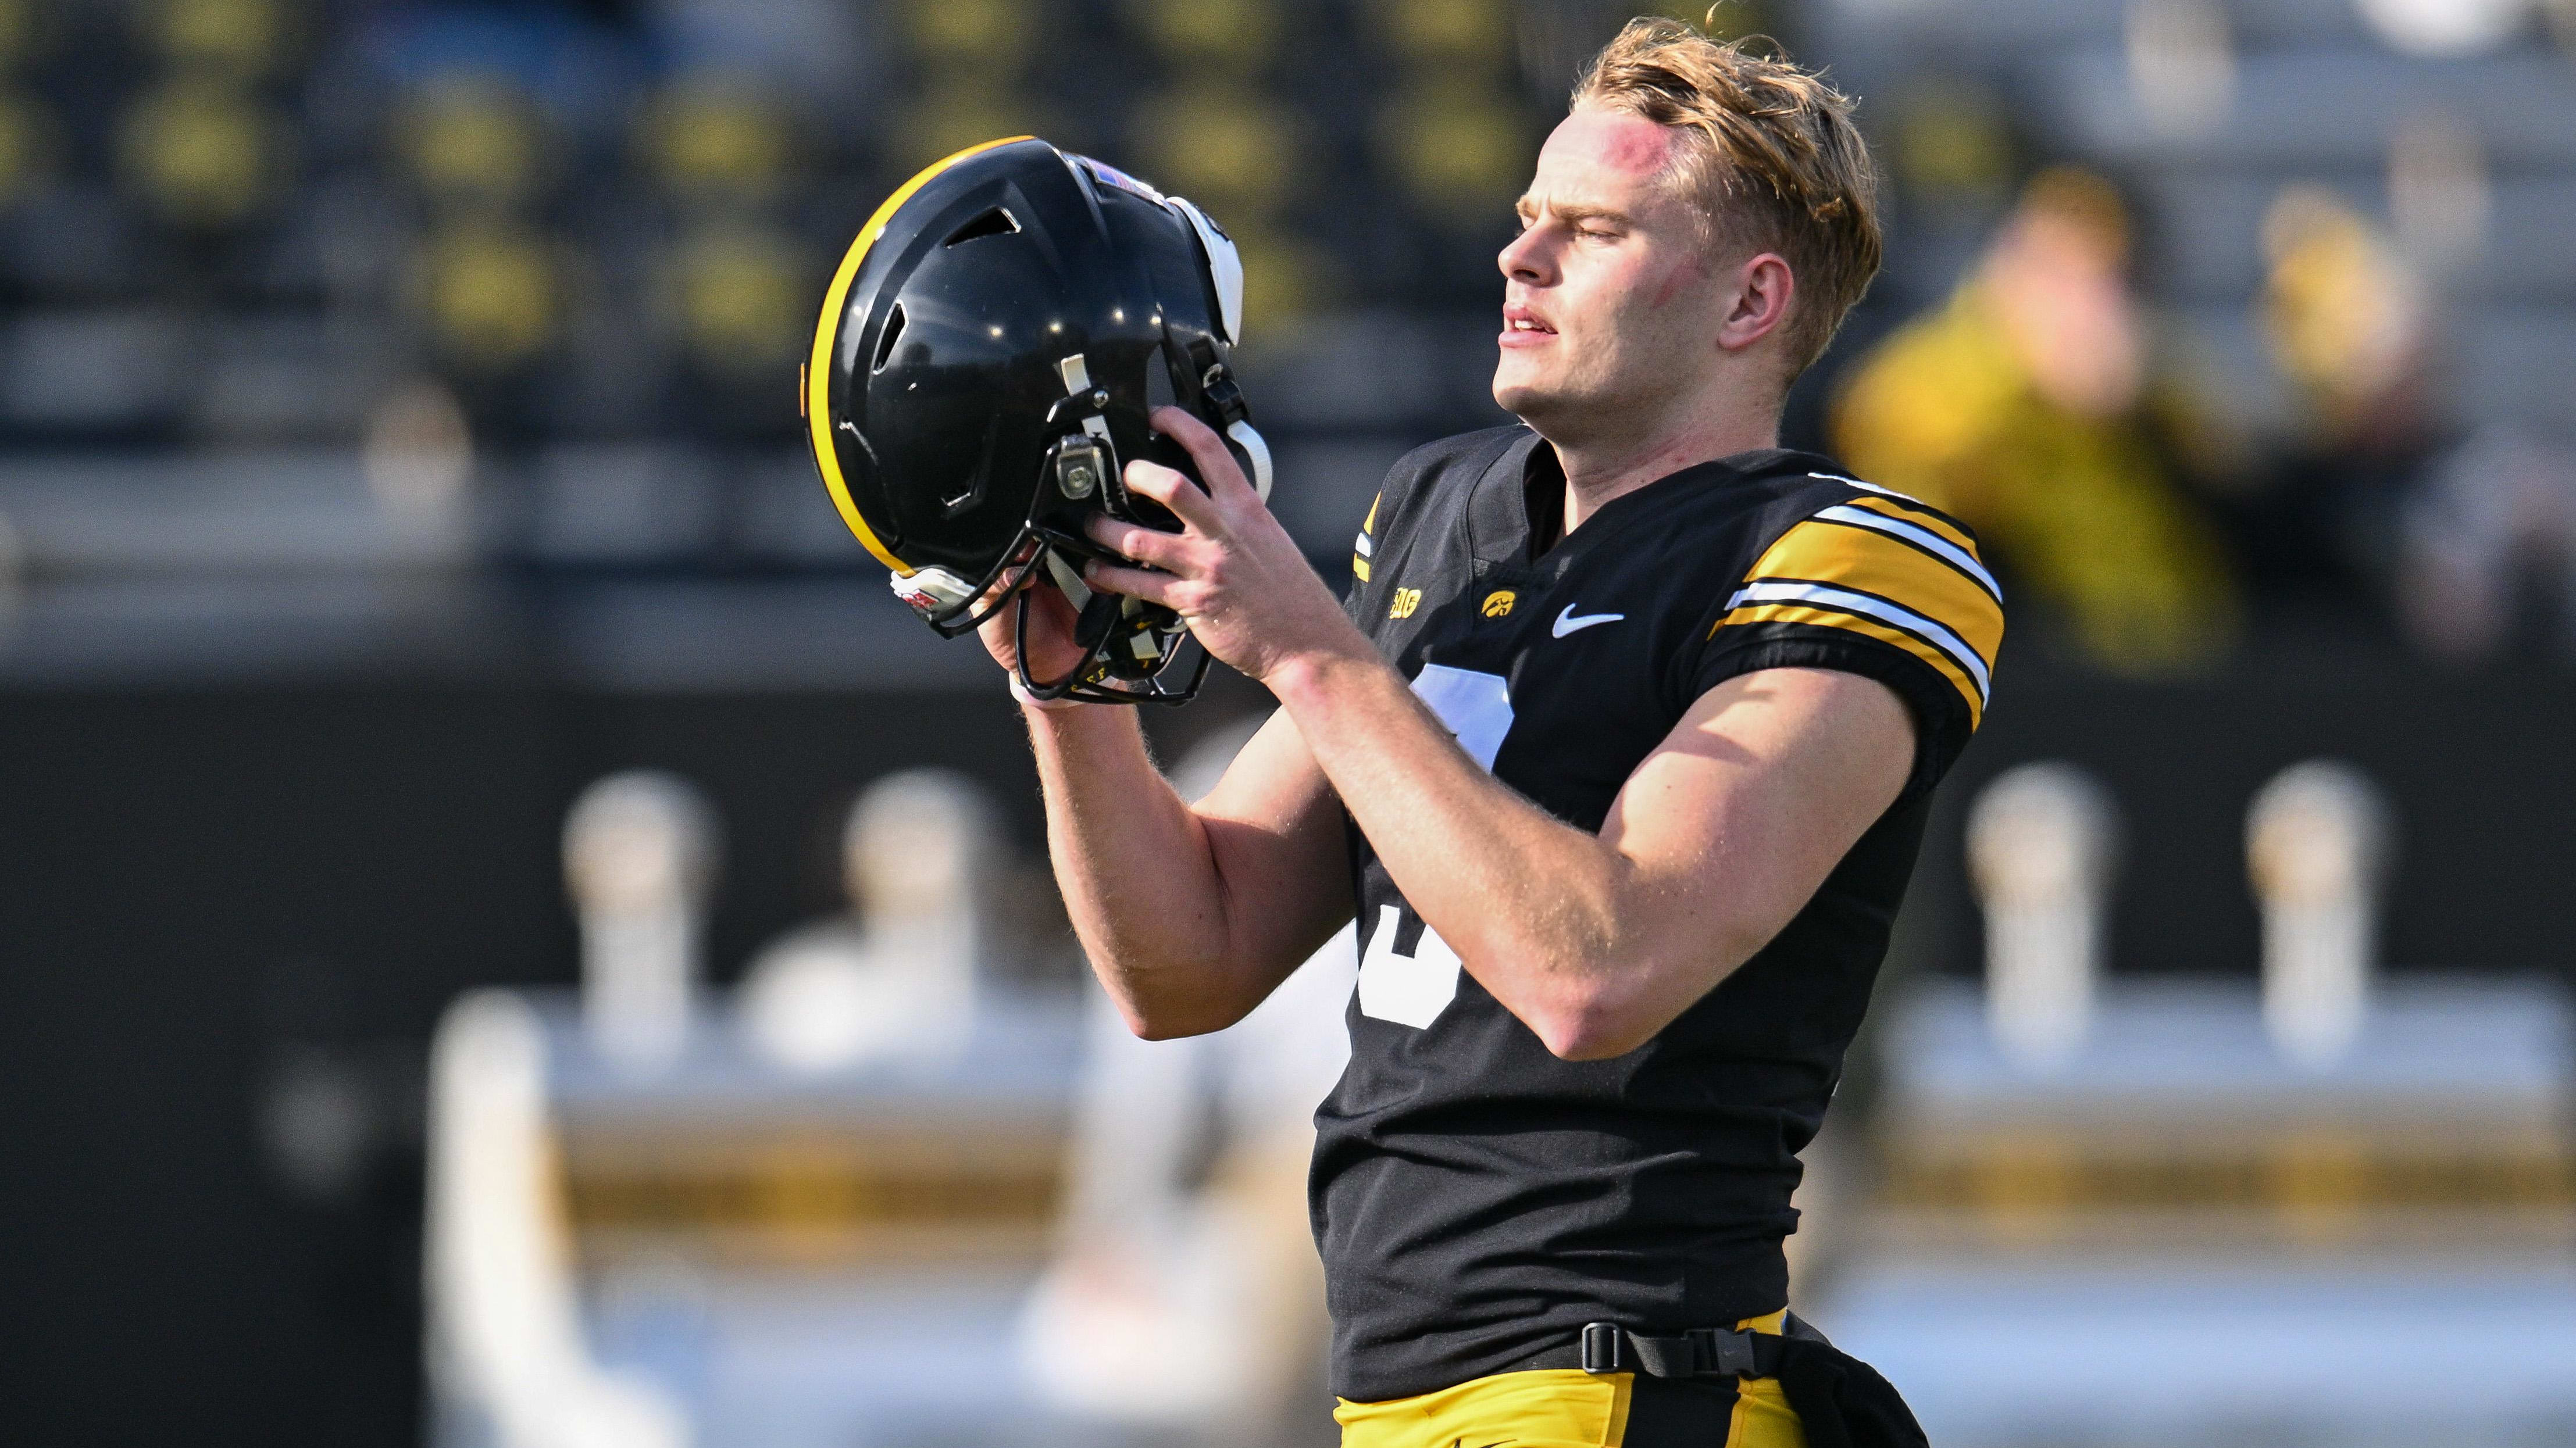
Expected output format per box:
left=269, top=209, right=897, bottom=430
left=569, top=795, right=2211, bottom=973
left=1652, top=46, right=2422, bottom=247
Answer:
left=1834, top=169, right=2235, bottom=671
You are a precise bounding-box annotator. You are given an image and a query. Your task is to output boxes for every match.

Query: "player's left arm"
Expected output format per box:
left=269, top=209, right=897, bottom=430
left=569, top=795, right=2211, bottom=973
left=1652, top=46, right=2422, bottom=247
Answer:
left=1083, top=406, right=1922, bottom=1060
left=1259, top=651, right=1912, bottom=1061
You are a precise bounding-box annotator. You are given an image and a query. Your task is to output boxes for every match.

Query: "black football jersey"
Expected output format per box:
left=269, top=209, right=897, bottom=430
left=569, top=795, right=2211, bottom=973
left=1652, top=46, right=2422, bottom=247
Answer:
left=1312, top=426, right=2004, bottom=1403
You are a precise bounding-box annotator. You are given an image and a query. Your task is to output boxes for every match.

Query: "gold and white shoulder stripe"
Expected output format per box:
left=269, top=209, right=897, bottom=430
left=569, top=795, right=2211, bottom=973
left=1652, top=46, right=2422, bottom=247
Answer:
left=1713, top=486, right=2005, bottom=724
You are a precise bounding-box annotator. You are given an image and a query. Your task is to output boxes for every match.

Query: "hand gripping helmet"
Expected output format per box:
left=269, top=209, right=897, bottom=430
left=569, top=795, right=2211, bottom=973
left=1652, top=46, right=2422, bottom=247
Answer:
left=804, top=136, right=1272, bottom=705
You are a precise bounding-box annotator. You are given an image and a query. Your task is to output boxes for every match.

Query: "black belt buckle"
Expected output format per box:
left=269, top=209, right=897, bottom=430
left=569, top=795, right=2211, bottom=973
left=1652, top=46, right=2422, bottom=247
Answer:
left=1579, top=1322, right=1622, bottom=1375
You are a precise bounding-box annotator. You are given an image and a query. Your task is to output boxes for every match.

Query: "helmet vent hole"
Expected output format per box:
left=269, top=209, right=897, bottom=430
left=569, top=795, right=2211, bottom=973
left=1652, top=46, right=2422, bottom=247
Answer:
left=871, top=303, right=907, bottom=374
left=943, top=207, right=1021, bottom=246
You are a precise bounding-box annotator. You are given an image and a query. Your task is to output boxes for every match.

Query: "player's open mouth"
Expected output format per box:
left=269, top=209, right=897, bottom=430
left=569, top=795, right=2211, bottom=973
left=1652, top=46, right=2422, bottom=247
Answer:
left=1501, top=306, right=1556, bottom=344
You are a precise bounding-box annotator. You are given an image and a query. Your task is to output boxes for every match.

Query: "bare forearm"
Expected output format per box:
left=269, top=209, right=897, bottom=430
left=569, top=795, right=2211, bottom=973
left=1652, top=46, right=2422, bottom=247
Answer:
left=1264, top=649, right=1704, bottom=1053
left=1022, top=704, right=1259, bottom=1036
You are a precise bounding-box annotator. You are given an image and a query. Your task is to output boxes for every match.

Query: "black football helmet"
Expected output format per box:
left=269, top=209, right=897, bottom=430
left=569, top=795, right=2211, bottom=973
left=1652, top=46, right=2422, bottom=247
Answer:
left=802, top=136, right=1272, bottom=704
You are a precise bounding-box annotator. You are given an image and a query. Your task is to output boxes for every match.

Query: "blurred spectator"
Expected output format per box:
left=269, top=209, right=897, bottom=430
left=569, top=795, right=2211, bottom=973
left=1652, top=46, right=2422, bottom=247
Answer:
left=2398, top=430, right=2576, bottom=662
left=2237, top=186, right=2447, bottom=633
left=2260, top=188, right=2433, bottom=456
left=1833, top=167, right=2240, bottom=673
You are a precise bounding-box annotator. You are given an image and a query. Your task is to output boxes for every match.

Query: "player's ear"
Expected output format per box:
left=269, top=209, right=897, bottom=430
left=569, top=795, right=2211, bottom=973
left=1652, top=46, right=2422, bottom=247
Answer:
left=1716, top=252, right=1794, bottom=353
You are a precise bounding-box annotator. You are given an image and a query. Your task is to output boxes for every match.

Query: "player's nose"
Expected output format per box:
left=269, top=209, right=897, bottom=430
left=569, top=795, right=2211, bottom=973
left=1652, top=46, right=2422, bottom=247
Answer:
left=1498, top=224, right=1553, bottom=285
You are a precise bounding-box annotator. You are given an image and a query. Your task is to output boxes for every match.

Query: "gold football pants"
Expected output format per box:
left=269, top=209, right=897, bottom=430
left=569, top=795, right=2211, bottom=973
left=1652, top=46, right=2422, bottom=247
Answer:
left=1335, top=1311, right=1806, bottom=1448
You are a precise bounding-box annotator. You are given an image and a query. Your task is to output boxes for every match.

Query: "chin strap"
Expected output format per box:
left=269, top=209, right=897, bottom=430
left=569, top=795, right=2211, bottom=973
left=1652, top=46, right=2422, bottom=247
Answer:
left=1194, top=356, right=1273, bottom=502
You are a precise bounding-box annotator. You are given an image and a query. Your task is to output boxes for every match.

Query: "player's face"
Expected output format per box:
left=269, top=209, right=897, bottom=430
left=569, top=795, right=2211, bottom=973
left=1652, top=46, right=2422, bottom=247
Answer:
left=1494, top=110, right=1733, bottom=437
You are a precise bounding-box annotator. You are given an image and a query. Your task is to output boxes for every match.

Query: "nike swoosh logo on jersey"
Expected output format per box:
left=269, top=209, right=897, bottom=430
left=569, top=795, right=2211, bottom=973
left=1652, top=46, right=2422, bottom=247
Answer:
left=1551, top=605, right=1624, bottom=638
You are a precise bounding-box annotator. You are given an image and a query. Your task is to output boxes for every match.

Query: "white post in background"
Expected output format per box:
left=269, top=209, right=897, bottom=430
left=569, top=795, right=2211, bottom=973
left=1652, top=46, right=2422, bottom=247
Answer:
left=562, top=772, right=718, bottom=1070
left=2247, top=760, right=2392, bottom=1068
left=424, top=991, right=687, bottom=1448
left=844, top=768, right=990, bottom=1055
left=740, top=768, right=998, bottom=1072
left=1967, top=763, right=2121, bottom=1072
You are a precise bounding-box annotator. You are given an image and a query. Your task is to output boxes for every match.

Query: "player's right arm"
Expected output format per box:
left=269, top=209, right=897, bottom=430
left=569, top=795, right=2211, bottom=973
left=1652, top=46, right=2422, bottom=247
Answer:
left=983, top=585, right=1353, bottom=1039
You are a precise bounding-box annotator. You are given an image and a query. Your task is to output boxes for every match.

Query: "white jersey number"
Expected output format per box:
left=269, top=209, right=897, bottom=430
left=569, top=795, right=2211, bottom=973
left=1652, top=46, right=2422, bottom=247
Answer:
left=1357, top=904, right=1462, bottom=1029
left=1351, top=663, right=1511, bottom=1029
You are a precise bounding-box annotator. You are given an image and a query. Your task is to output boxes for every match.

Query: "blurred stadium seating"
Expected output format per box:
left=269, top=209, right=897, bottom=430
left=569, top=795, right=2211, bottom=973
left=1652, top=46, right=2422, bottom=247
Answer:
left=0, top=3, right=2569, bottom=1447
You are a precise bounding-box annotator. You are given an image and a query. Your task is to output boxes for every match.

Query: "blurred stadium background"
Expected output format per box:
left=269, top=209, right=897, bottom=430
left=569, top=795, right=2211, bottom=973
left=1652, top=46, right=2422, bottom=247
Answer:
left=0, top=1, right=2571, bottom=1445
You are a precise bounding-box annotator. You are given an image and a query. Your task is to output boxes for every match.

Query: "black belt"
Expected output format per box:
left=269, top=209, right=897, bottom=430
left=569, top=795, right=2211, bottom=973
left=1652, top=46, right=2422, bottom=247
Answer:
left=1578, top=1321, right=1787, bottom=1378
left=1526, top=1315, right=1928, bottom=1448
left=1522, top=1316, right=1823, bottom=1379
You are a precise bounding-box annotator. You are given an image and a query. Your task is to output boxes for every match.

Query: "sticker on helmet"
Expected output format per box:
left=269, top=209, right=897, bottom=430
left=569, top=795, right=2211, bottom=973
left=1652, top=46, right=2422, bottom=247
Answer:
left=1074, top=155, right=1167, bottom=205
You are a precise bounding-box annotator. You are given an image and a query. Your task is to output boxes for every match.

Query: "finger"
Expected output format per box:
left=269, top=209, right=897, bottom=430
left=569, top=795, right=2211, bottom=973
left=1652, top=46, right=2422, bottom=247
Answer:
left=1121, top=457, right=1223, bottom=533
left=1151, top=405, right=1258, bottom=507
left=1085, top=513, right=1189, bottom=571
left=1083, top=557, right=1182, bottom=609
left=972, top=547, right=1041, bottom=613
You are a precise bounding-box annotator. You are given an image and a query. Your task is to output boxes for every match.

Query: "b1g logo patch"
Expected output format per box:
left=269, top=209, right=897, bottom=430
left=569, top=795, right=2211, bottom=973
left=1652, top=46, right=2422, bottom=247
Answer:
left=1389, top=587, right=1424, bottom=619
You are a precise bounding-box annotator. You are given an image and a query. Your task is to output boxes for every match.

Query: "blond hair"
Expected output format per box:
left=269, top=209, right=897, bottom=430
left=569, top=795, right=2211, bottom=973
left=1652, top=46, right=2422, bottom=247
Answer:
left=1571, top=17, right=1882, bottom=375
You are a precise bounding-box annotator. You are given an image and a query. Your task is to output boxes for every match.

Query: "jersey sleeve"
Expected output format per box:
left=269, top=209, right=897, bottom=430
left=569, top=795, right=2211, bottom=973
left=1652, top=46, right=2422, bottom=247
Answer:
left=1691, top=491, right=2005, bottom=794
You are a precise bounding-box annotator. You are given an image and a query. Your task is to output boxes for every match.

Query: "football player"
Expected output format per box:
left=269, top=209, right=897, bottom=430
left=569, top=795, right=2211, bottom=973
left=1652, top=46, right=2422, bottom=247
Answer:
left=985, top=20, right=1997, bottom=1448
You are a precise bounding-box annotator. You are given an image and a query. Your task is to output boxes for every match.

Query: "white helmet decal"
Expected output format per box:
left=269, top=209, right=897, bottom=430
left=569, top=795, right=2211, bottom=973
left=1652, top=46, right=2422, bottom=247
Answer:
left=1167, top=195, right=1246, bottom=346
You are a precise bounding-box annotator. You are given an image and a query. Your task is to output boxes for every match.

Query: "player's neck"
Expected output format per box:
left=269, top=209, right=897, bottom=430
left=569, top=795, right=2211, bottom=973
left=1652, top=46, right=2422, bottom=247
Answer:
left=1550, top=401, right=1781, bottom=533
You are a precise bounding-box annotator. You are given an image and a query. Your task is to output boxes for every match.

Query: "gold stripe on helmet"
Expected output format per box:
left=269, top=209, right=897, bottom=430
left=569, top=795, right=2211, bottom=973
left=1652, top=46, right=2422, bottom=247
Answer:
left=806, top=135, right=1035, bottom=574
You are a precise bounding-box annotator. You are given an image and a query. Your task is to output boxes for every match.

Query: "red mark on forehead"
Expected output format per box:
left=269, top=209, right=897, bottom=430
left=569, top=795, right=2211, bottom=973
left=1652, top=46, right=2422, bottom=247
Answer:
left=1591, top=115, right=1675, bottom=177
left=1546, top=107, right=1678, bottom=185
